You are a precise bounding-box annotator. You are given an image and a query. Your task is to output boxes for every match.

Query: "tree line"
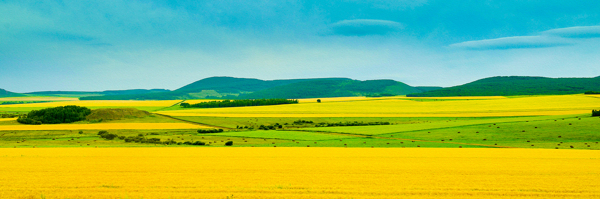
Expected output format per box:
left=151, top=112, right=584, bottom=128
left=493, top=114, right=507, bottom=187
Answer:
left=17, top=105, right=91, bottom=125
left=585, top=91, right=600, bottom=94
left=180, top=99, right=298, bottom=108
left=314, top=121, right=391, bottom=127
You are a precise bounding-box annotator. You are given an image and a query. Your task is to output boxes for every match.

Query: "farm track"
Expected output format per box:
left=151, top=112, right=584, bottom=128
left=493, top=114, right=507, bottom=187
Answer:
left=152, top=100, right=185, bottom=112
left=154, top=113, right=232, bottom=130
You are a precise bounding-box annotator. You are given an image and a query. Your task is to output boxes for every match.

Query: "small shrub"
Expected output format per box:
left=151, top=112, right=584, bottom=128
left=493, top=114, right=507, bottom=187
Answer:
left=592, top=109, right=600, bottom=117
left=197, top=129, right=224, bottom=134
left=225, top=141, right=233, bottom=146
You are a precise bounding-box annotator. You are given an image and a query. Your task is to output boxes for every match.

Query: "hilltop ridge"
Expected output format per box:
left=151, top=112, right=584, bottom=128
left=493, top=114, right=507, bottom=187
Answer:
left=80, top=77, right=438, bottom=100
left=408, top=76, right=600, bottom=97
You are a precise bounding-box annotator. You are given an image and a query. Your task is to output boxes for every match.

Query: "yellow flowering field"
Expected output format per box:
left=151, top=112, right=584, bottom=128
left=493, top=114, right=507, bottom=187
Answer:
left=0, top=123, right=207, bottom=130
left=1, top=100, right=181, bottom=108
left=0, top=118, right=17, bottom=122
left=0, top=148, right=598, bottom=198
left=157, top=94, right=600, bottom=117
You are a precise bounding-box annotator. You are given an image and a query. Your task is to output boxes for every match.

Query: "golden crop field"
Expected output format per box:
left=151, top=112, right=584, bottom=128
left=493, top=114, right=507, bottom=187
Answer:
left=0, top=123, right=207, bottom=130
left=157, top=94, right=600, bottom=117
left=1, top=100, right=182, bottom=108
left=0, top=148, right=598, bottom=198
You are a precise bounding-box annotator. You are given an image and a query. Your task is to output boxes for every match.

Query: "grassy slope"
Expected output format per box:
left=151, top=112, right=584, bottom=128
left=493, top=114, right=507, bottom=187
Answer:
left=409, top=76, right=600, bottom=97
left=0, top=89, right=25, bottom=98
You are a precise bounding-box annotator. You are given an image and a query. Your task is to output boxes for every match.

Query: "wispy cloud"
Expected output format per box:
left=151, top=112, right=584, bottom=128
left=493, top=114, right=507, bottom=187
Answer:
left=329, top=19, right=404, bottom=36
left=542, top=26, right=600, bottom=38
left=449, top=36, right=573, bottom=50
left=450, top=25, right=600, bottom=50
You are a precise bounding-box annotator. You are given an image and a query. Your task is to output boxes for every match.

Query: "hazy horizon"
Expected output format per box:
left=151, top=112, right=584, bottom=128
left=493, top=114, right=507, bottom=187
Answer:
left=2, top=1, right=600, bottom=93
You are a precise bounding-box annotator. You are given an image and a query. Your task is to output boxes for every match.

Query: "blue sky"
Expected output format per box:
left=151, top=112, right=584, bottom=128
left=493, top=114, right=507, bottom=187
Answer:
left=1, top=0, right=600, bottom=92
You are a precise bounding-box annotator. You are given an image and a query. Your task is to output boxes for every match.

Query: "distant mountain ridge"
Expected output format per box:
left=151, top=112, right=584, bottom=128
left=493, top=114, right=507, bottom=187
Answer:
left=408, top=76, right=600, bottom=97
left=80, top=77, right=440, bottom=100
left=0, top=89, right=25, bottom=98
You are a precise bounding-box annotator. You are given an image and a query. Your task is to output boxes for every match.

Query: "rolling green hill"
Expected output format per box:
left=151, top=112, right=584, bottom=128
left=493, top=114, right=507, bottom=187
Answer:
left=0, top=89, right=25, bottom=98
left=80, top=77, right=436, bottom=100
left=238, top=79, right=424, bottom=99
left=407, top=76, right=600, bottom=97
left=176, top=76, right=343, bottom=93
left=80, top=77, right=350, bottom=100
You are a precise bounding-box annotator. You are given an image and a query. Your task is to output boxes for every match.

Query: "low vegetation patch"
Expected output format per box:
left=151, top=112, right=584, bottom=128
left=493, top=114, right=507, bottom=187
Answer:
left=96, top=130, right=214, bottom=146
left=1, top=113, right=24, bottom=118
left=17, top=105, right=91, bottom=125
left=180, top=99, right=298, bottom=108
left=365, top=93, right=395, bottom=97
left=584, top=91, right=600, bottom=94
left=86, top=108, right=151, bottom=121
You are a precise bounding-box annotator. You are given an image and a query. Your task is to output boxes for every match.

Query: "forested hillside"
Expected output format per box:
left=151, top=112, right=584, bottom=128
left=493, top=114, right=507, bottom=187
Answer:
left=80, top=77, right=430, bottom=100
left=408, top=76, right=600, bottom=97
left=238, top=79, right=423, bottom=99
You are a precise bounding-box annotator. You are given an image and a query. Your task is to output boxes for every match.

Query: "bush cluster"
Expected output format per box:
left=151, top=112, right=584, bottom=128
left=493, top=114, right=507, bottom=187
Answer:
left=236, top=125, right=251, bottom=129
left=585, top=91, right=600, bottom=94
left=17, top=105, right=91, bottom=125
left=314, top=121, right=391, bottom=127
left=181, top=99, right=298, bottom=108
left=98, top=131, right=119, bottom=140
left=258, top=124, right=282, bottom=130
left=122, top=134, right=164, bottom=144
left=293, top=120, right=313, bottom=125
left=197, top=129, right=224, bottom=133
left=97, top=131, right=210, bottom=146
left=593, top=109, right=600, bottom=117
left=182, top=141, right=206, bottom=145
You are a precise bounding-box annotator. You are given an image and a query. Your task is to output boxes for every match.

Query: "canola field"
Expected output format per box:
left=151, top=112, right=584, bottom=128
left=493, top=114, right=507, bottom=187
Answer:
left=0, top=123, right=207, bottom=130
left=156, top=95, right=600, bottom=117
left=0, top=148, right=598, bottom=199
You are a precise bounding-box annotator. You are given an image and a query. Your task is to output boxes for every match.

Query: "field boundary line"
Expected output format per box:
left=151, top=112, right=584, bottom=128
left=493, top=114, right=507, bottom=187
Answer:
left=153, top=113, right=232, bottom=129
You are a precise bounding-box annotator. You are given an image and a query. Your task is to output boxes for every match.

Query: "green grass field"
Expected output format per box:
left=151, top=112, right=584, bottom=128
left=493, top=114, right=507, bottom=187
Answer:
left=1, top=95, right=599, bottom=149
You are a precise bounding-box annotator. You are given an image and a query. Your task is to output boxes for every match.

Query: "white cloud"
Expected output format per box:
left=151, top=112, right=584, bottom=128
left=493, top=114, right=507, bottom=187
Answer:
left=449, top=36, right=573, bottom=50
left=542, top=26, right=600, bottom=38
